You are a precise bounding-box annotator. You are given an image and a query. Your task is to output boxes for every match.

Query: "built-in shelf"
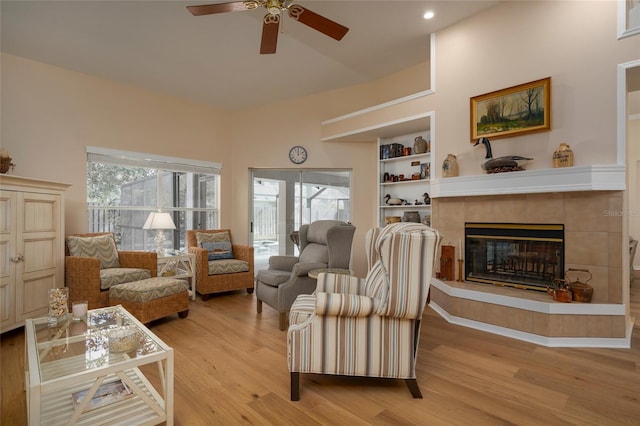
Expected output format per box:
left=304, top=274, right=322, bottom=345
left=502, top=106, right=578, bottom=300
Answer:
left=381, top=179, right=430, bottom=187
left=430, top=165, right=626, bottom=198
left=380, top=153, right=430, bottom=163
left=380, top=205, right=431, bottom=210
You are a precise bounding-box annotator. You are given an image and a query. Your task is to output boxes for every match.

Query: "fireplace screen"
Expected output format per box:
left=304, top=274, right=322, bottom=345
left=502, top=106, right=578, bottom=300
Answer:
left=465, top=223, right=564, bottom=291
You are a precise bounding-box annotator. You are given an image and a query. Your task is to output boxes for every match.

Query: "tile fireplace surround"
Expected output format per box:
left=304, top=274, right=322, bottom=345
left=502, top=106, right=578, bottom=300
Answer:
left=428, top=167, right=633, bottom=348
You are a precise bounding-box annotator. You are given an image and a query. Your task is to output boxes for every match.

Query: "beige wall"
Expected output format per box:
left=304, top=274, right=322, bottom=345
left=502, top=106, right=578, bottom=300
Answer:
left=431, top=0, right=640, bottom=176
left=1, top=53, right=421, bottom=277
left=2, top=1, right=640, bottom=277
left=1, top=53, right=233, bottom=235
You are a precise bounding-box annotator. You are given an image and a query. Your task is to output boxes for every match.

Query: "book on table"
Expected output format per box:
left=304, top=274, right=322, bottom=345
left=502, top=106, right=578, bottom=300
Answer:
left=71, top=379, right=133, bottom=412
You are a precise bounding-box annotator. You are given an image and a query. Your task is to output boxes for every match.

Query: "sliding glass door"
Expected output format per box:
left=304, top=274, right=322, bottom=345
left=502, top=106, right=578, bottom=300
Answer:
left=250, top=169, right=352, bottom=273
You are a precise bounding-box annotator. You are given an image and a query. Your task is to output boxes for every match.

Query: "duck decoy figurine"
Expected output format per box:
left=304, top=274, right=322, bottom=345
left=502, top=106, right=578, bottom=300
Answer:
left=473, top=137, right=533, bottom=173
left=384, top=194, right=406, bottom=205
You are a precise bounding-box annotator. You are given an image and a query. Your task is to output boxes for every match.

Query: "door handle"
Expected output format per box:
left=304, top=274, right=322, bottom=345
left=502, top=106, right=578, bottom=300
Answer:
left=10, top=254, right=24, bottom=263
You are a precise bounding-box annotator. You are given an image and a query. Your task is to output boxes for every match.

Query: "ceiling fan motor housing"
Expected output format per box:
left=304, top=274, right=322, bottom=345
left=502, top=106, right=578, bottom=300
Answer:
left=267, top=0, right=283, bottom=15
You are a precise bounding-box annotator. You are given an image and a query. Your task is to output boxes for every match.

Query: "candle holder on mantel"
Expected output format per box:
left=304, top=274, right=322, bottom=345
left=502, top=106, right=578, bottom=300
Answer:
left=439, top=245, right=455, bottom=281
left=457, top=258, right=464, bottom=282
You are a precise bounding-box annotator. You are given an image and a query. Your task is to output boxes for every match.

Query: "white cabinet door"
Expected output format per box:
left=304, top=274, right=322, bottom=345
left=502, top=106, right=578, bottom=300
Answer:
left=16, top=192, right=62, bottom=323
left=0, top=190, right=16, bottom=329
left=0, top=176, right=68, bottom=333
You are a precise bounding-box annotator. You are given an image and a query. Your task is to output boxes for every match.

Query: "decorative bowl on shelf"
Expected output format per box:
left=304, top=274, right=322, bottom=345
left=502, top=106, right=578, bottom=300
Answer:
left=385, top=216, right=401, bottom=225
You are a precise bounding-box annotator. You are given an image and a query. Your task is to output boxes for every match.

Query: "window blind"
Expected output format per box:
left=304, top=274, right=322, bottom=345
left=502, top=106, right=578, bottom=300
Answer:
left=87, top=146, right=221, bottom=175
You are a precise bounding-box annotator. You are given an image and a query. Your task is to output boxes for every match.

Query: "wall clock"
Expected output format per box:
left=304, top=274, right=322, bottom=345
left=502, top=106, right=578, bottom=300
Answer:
left=289, top=145, right=308, bottom=164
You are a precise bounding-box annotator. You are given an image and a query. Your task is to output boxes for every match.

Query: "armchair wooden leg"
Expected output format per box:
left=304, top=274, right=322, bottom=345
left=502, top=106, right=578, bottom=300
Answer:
left=257, top=299, right=262, bottom=314
left=279, top=312, right=288, bottom=331
left=291, top=372, right=300, bottom=401
left=405, top=379, right=423, bottom=398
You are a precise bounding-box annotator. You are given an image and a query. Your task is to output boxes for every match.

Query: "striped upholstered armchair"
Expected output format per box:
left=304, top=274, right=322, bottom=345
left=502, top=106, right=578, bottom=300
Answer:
left=287, top=222, right=441, bottom=400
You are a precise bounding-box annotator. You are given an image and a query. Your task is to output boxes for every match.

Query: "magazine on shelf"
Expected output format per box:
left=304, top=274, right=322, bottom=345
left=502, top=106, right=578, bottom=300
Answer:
left=71, top=379, right=133, bottom=412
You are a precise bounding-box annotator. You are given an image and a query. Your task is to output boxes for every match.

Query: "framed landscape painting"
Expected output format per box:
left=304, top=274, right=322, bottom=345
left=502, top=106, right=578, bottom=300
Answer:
left=470, top=77, right=551, bottom=141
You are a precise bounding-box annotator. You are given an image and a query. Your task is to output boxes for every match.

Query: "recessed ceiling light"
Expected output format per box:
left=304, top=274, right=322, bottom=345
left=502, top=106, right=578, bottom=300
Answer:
left=423, top=10, right=434, bottom=20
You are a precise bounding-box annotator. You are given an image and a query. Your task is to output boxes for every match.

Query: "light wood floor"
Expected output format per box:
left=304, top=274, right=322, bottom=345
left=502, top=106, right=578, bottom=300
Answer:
left=3, top=279, right=640, bottom=425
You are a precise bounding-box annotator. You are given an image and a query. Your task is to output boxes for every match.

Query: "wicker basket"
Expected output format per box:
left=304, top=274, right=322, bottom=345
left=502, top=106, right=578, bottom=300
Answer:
left=0, top=157, right=13, bottom=174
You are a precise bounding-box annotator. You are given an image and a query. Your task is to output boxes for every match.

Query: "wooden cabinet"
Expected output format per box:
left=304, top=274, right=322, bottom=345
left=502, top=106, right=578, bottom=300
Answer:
left=0, top=175, right=70, bottom=333
left=378, top=130, right=432, bottom=227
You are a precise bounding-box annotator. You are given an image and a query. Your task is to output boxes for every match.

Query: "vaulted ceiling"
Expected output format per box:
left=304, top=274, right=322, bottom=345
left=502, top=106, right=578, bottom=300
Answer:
left=1, top=1, right=500, bottom=110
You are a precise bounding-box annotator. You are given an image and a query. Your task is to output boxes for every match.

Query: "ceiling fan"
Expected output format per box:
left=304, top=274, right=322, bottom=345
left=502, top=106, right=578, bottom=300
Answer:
left=187, top=0, right=349, bottom=54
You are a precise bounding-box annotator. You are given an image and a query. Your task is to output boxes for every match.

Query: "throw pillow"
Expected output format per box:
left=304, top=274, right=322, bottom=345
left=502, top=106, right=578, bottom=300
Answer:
left=197, top=231, right=234, bottom=260
left=66, top=234, right=120, bottom=269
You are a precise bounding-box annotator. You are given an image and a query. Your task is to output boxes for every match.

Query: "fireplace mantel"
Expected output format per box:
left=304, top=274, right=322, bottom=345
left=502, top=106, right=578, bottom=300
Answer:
left=431, top=165, right=625, bottom=198
left=430, top=182, right=631, bottom=347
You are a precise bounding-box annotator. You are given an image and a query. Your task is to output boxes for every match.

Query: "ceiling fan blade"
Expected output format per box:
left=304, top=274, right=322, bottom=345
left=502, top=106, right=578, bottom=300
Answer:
left=288, top=5, right=349, bottom=41
left=260, top=14, right=280, bottom=54
left=187, top=1, right=255, bottom=16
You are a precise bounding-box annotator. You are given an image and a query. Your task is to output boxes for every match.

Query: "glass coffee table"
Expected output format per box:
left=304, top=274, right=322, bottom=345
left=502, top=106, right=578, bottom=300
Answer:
left=25, top=305, right=173, bottom=425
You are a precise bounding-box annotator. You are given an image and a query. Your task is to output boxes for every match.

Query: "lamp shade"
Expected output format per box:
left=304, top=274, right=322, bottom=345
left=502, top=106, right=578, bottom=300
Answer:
left=143, top=212, right=176, bottom=230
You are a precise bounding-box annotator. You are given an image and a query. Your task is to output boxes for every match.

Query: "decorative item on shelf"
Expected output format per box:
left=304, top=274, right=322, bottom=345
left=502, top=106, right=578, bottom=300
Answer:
left=552, top=143, right=574, bottom=168
left=403, top=147, right=412, bottom=156
left=382, top=143, right=404, bottom=158
left=421, top=215, right=431, bottom=226
left=423, top=192, right=431, bottom=205
left=380, top=144, right=391, bottom=160
left=413, top=136, right=429, bottom=154
left=402, top=211, right=420, bottom=223
left=420, top=163, right=429, bottom=179
left=457, top=238, right=464, bottom=282
left=48, top=288, right=69, bottom=325
left=565, top=268, right=593, bottom=303
left=547, top=278, right=572, bottom=303
left=411, top=172, right=421, bottom=180
left=383, top=172, right=390, bottom=182
left=473, top=137, right=532, bottom=173
left=384, top=194, right=406, bottom=205
left=384, top=216, right=401, bottom=225
left=442, top=154, right=459, bottom=177
left=0, top=149, right=15, bottom=174
left=439, top=245, right=455, bottom=281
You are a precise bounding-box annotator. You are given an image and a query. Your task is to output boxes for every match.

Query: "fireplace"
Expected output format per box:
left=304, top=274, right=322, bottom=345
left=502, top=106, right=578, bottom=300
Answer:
left=464, top=223, right=564, bottom=291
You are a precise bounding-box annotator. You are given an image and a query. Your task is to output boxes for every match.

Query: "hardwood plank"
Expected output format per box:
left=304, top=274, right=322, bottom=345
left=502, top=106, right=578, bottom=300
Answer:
left=2, top=282, right=640, bottom=425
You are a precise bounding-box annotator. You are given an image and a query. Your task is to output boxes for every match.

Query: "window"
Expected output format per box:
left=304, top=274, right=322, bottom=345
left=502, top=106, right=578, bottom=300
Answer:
left=87, top=147, right=220, bottom=251
left=250, top=168, right=352, bottom=272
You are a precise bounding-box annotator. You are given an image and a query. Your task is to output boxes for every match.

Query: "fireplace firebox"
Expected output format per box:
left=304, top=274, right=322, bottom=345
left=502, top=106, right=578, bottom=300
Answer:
left=464, top=223, right=564, bottom=291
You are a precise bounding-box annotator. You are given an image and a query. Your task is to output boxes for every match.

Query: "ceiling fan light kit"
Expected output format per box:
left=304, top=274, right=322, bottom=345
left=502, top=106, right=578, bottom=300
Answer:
left=187, top=0, right=349, bottom=54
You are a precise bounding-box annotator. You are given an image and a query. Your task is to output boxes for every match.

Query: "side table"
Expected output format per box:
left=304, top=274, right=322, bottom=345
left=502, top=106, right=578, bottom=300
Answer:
left=158, top=253, right=196, bottom=300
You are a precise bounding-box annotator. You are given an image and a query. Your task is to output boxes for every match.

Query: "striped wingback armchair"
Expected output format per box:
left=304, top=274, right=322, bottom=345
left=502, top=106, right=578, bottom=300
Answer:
left=287, top=222, right=442, bottom=400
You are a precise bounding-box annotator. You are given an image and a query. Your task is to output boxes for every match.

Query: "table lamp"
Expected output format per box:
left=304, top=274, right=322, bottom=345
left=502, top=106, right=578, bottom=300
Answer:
left=143, top=211, right=176, bottom=254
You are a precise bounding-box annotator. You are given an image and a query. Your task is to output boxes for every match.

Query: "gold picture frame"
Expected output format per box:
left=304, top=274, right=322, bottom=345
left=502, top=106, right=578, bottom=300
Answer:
left=470, top=77, right=551, bottom=141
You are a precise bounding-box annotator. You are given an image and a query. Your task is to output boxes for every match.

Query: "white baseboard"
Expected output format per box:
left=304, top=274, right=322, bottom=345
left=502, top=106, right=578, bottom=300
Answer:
left=429, top=301, right=633, bottom=348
